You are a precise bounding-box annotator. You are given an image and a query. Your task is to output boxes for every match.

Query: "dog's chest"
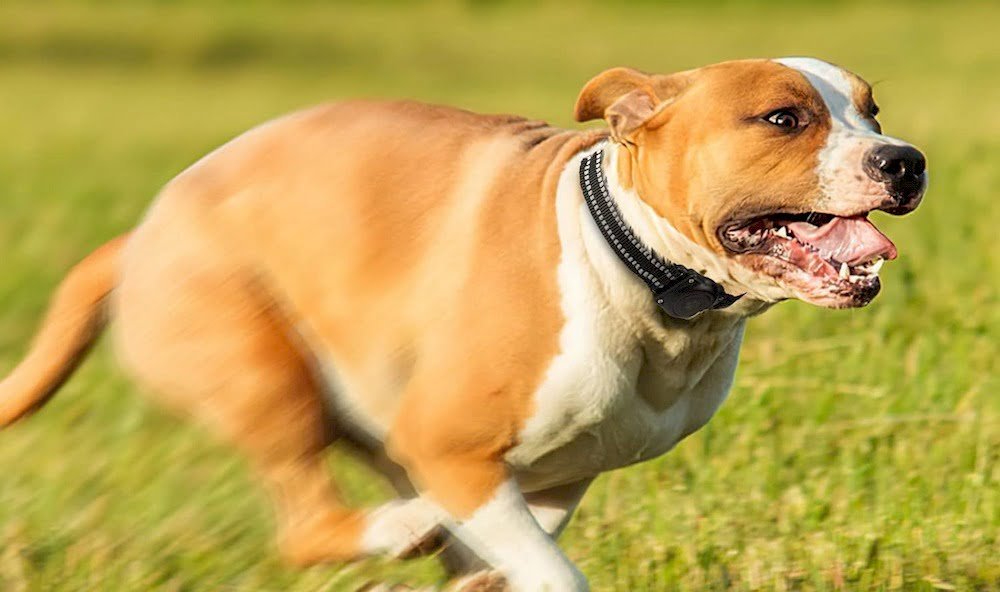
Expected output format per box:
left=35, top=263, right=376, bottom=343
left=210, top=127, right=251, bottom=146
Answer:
left=507, top=305, right=743, bottom=490
left=505, top=158, right=745, bottom=490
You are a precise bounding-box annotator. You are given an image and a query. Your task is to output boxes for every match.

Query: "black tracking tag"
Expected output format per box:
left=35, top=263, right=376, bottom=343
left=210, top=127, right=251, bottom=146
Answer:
left=653, top=274, right=742, bottom=320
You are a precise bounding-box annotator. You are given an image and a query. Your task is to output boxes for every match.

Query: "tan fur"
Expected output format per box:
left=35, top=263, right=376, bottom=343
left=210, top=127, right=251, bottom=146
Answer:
left=0, top=234, right=126, bottom=425
left=152, top=102, right=606, bottom=517
left=848, top=74, right=882, bottom=132
left=575, top=66, right=691, bottom=141
left=579, top=60, right=833, bottom=250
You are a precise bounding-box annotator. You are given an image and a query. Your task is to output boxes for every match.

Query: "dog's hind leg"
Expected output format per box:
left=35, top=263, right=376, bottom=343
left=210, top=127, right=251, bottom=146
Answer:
left=111, top=218, right=441, bottom=565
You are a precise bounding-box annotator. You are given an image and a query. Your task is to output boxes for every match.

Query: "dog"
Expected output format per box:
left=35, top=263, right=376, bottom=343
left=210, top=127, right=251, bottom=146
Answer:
left=0, top=57, right=926, bottom=591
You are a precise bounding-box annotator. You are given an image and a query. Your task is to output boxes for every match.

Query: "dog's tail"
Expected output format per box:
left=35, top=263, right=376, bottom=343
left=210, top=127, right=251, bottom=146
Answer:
left=0, top=234, right=128, bottom=427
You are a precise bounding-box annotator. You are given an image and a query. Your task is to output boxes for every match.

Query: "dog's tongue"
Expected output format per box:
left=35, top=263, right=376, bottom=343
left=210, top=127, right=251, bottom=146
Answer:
left=787, top=216, right=897, bottom=265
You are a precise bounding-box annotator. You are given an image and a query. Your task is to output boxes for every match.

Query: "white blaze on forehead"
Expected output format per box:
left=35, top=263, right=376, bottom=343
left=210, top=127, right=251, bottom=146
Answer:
left=775, top=57, right=874, bottom=133
left=771, top=57, right=914, bottom=217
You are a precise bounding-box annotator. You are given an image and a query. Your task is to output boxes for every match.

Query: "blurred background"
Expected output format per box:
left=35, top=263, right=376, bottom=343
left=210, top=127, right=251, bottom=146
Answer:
left=0, top=1, right=996, bottom=590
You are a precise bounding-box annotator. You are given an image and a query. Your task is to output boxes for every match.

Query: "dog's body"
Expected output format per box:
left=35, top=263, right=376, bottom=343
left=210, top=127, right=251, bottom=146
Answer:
left=1, top=58, right=926, bottom=591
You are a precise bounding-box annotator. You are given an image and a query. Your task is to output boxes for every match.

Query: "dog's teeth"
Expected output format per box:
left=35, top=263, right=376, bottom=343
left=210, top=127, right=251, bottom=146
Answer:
left=870, top=258, right=885, bottom=273
left=775, top=227, right=789, bottom=238
left=839, top=262, right=850, bottom=279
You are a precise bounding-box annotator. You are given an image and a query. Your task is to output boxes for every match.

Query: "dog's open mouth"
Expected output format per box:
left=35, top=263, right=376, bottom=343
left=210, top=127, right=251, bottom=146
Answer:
left=719, top=211, right=897, bottom=304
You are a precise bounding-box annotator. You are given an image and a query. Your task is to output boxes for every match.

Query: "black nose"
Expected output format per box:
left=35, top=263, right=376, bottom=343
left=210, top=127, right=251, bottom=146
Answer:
left=869, top=144, right=926, bottom=179
left=865, top=144, right=927, bottom=212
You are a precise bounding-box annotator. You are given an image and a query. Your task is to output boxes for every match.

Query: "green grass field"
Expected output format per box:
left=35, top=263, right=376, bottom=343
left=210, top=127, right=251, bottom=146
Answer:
left=0, top=1, right=997, bottom=590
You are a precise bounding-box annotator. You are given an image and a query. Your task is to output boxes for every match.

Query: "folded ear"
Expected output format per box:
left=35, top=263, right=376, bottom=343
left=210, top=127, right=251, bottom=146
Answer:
left=574, top=66, right=689, bottom=141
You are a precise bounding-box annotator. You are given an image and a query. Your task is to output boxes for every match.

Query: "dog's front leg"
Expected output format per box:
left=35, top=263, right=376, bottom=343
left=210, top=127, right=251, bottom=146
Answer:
left=439, top=478, right=594, bottom=580
left=395, top=443, right=588, bottom=590
left=388, top=358, right=589, bottom=590
left=439, top=478, right=589, bottom=592
left=524, top=478, right=594, bottom=540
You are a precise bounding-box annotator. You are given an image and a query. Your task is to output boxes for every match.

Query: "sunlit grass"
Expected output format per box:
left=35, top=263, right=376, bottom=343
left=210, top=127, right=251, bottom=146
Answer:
left=0, top=1, right=996, bottom=590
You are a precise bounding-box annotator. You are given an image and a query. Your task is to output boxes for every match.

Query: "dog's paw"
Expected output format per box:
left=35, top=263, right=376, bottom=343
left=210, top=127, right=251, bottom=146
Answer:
left=449, top=570, right=509, bottom=592
left=361, top=498, right=447, bottom=559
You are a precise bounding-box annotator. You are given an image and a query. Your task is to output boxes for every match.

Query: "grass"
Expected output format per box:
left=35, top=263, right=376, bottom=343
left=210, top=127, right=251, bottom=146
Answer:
left=0, top=1, right=997, bottom=590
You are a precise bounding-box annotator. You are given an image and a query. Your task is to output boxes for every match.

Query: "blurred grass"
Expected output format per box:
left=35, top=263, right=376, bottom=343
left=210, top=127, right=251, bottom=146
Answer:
left=0, top=1, right=997, bottom=590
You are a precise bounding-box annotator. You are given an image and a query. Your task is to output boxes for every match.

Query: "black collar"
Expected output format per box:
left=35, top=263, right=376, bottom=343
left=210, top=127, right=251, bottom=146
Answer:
left=579, top=149, right=742, bottom=319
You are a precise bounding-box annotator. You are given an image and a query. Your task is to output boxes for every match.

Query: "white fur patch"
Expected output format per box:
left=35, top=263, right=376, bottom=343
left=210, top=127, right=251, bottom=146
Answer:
left=447, top=479, right=588, bottom=592
left=775, top=57, right=913, bottom=212
left=361, top=497, right=447, bottom=557
left=776, top=57, right=874, bottom=132
left=508, top=143, right=746, bottom=492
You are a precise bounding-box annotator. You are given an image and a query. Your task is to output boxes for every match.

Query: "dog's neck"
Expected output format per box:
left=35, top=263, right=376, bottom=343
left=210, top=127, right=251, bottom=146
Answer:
left=594, top=142, right=777, bottom=318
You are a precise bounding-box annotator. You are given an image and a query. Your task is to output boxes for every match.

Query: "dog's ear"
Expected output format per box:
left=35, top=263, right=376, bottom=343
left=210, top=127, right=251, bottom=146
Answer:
left=574, top=67, right=690, bottom=141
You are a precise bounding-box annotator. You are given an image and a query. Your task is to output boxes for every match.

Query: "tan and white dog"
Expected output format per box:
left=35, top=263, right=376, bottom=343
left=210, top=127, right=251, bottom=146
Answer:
left=0, top=58, right=925, bottom=591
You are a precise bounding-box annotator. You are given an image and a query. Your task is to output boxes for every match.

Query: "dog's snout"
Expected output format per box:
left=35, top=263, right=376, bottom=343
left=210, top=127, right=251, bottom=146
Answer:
left=865, top=144, right=927, bottom=214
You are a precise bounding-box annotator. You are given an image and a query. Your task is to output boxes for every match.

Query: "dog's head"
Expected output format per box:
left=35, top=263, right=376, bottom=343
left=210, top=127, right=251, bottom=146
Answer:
left=575, top=58, right=927, bottom=308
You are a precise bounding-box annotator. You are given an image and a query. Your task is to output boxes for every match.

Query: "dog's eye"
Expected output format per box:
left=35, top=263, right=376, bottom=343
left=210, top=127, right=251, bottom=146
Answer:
left=765, top=109, right=799, bottom=129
